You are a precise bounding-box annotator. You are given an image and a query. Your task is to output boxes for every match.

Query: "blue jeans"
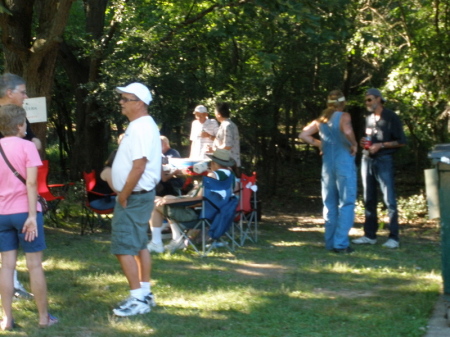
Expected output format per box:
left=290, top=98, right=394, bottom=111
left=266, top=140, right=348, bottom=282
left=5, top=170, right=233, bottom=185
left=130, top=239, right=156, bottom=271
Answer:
left=361, top=155, right=399, bottom=241
left=322, top=157, right=357, bottom=250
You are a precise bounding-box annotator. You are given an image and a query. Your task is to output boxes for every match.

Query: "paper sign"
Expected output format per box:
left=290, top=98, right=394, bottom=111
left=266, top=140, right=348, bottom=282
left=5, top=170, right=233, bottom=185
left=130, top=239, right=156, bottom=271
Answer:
left=23, top=97, right=47, bottom=123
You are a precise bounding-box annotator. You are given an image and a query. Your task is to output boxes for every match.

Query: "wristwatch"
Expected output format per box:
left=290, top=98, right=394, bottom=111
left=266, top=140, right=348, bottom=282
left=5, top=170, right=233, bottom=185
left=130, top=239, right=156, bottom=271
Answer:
left=381, top=143, right=385, bottom=148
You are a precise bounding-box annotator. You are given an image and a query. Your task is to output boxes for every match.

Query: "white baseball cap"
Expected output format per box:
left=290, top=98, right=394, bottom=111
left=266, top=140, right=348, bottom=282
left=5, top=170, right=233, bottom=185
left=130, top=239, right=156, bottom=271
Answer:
left=116, top=82, right=152, bottom=105
left=193, top=105, right=208, bottom=114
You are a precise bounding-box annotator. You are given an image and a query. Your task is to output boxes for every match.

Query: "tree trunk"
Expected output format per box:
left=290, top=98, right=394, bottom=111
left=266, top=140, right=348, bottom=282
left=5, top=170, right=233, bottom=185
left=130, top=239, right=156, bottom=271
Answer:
left=58, top=0, right=113, bottom=178
left=0, top=0, right=74, bottom=156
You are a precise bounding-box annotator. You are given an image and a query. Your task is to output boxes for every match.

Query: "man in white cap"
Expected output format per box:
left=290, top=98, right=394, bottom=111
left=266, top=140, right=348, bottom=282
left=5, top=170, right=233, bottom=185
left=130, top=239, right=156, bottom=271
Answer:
left=189, top=104, right=218, bottom=159
left=110, top=82, right=161, bottom=316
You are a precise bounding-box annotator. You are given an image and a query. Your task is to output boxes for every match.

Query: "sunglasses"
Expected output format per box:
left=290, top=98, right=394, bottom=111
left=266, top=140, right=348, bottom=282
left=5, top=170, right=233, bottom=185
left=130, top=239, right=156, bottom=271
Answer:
left=119, top=97, right=140, bottom=103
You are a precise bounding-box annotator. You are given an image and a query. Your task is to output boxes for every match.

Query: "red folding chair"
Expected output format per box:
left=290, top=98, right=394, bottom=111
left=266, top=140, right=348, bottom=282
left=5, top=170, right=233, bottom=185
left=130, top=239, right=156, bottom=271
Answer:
left=37, top=160, right=72, bottom=226
left=235, top=172, right=258, bottom=246
left=82, top=170, right=116, bottom=235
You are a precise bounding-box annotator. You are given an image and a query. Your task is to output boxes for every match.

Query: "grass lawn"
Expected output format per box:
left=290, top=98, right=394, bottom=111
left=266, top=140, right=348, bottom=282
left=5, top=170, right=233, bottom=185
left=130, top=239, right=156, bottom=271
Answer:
left=4, top=203, right=442, bottom=337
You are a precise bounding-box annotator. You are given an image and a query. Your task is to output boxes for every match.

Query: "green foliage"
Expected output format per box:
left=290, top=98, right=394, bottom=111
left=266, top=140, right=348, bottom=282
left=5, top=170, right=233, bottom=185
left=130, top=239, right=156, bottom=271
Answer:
left=355, top=0, right=450, bottom=148
left=397, top=193, right=428, bottom=222
left=25, top=0, right=447, bottom=190
left=355, top=193, right=428, bottom=224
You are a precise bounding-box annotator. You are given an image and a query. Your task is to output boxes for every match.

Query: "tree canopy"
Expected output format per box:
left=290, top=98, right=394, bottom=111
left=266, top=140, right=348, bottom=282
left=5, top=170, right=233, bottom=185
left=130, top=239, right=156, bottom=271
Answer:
left=1, top=0, right=449, bottom=193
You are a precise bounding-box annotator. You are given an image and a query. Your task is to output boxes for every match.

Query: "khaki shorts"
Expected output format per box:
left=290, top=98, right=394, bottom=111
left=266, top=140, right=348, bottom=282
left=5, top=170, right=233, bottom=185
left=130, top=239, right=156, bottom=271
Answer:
left=111, top=191, right=155, bottom=255
left=163, top=204, right=199, bottom=223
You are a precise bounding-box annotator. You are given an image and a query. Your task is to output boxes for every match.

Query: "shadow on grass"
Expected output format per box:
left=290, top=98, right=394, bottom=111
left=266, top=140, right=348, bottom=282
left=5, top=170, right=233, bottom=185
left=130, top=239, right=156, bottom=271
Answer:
left=8, top=212, right=441, bottom=337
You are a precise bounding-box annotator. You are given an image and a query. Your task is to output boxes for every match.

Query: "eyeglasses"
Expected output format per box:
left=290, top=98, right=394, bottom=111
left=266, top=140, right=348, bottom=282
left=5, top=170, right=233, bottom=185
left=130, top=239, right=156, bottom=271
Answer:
left=119, top=97, right=140, bottom=103
left=13, top=89, right=27, bottom=95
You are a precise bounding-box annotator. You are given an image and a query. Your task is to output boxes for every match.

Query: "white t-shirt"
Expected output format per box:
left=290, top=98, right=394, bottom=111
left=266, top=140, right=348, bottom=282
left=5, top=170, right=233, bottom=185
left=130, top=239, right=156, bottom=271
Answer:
left=189, top=118, right=219, bottom=160
left=112, top=115, right=161, bottom=192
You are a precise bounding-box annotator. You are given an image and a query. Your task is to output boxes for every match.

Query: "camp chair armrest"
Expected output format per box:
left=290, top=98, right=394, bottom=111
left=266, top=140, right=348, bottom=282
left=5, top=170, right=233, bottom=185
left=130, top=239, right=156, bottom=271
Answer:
left=48, top=183, right=66, bottom=188
left=88, top=190, right=117, bottom=197
left=168, top=200, right=201, bottom=207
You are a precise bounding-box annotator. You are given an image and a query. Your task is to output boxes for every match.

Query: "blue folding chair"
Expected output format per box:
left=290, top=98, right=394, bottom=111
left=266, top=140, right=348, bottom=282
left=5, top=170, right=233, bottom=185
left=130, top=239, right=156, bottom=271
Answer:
left=171, top=174, right=238, bottom=256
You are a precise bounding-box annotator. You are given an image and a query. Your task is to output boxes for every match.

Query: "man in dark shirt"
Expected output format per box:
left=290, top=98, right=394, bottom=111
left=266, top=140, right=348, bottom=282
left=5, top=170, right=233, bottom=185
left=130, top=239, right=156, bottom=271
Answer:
left=353, top=88, right=406, bottom=249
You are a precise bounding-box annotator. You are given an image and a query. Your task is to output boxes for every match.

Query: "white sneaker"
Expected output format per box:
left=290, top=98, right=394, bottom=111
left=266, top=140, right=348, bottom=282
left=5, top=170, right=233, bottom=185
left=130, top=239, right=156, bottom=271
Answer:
left=352, top=236, right=377, bottom=245
left=382, top=239, right=399, bottom=249
left=147, top=241, right=164, bottom=253
left=164, top=238, right=186, bottom=253
left=113, top=296, right=150, bottom=317
left=145, top=292, right=157, bottom=307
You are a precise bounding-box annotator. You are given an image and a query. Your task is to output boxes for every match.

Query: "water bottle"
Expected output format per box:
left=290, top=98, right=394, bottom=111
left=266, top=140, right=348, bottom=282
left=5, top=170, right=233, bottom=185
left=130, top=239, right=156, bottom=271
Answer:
left=364, top=135, right=372, bottom=149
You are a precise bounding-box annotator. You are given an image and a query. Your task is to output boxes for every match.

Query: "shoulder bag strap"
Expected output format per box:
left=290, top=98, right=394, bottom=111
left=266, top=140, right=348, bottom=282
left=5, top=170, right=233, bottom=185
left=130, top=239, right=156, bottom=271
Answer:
left=0, top=143, right=26, bottom=184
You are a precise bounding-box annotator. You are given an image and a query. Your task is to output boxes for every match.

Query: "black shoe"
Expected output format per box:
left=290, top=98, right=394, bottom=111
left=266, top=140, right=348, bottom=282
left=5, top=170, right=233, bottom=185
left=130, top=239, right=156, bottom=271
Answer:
left=333, top=246, right=354, bottom=254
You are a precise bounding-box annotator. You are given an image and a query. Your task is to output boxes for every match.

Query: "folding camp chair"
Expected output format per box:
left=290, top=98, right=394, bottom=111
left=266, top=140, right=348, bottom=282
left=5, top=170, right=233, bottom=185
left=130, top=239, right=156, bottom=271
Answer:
left=37, top=160, right=72, bottom=226
left=81, top=170, right=116, bottom=235
left=172, top=174, right=238, bottom=257
left=235, top=172, right=258, bottom=246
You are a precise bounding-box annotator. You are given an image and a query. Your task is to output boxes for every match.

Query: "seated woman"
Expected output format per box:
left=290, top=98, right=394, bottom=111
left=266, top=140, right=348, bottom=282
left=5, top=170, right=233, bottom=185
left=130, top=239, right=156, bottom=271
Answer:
left=0, top=104, right=57, bottom=330
left=147, top=149, right=236, bottom=254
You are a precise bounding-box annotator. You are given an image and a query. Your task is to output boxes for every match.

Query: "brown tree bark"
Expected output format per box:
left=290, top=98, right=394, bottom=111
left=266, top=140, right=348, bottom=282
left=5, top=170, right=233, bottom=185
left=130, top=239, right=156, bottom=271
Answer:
left=58, top=0, right=118, bottom=177
left=0, top=0, right=74, bottom=154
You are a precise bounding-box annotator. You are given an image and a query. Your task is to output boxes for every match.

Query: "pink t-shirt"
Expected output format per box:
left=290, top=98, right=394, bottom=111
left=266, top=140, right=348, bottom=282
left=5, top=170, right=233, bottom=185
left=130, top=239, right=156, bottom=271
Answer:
left=0, top=137, right=42, bottom=214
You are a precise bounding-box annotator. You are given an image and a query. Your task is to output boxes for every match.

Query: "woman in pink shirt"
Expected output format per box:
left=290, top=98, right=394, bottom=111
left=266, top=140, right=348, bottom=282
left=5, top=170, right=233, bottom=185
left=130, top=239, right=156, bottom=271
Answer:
left=0, top=104, right=57, bottom=330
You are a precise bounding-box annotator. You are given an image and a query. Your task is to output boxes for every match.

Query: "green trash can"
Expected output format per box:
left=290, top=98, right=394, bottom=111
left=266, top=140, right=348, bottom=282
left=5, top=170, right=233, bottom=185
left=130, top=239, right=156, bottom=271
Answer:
left=429, top=144, right=450, bottom=303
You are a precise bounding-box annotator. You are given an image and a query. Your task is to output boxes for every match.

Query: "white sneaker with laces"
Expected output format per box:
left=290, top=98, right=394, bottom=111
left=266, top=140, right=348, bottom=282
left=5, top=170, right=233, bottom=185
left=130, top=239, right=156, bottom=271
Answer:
left=113, top=296, right=150, bottom=317
left=145, top=292, right=157, bottom=307
left=352, top=236, right=377, bottom=245
left=164, top=238, right=186, bottom=253
left=382, top=239, right=399, bottom=249
left=147, top=241, right=164, bottom=253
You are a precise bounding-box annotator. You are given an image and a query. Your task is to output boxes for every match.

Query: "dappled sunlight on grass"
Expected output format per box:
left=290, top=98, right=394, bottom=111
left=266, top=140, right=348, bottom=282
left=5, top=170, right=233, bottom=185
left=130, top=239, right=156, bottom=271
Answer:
left=107, top=315, right=157, bottom=335
left=11, top=201, right=441, bottom=337
left=289, top=226, right=324, bottom=232
left=42, top=257, right=87, bottom=271
left=161, top=287, right=265, bottom=314
left=271, top=240, right=311, bottom=247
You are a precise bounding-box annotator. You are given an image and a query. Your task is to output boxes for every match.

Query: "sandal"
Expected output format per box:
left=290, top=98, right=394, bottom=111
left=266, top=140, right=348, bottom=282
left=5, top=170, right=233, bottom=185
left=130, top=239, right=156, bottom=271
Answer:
left=38, top=314, right=58, bottom=329
left=0, top=318, right=15, bottom=331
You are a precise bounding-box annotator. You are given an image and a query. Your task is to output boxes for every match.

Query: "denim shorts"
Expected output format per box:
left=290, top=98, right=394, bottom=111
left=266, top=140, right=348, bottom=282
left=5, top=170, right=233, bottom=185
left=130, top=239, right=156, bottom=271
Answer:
left=111, top=191, right=155, bottom=256
left=0, top=212, right=46, bottom=253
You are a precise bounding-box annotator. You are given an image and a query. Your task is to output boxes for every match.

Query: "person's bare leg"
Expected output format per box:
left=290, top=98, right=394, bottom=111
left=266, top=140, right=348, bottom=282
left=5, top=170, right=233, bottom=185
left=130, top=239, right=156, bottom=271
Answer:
left=149, top=203, right=164, bottom=245
left=116, top=254, right=140, bottom=290
left=0, top=250, right=17, bottom=330
left=169, top=221, right=183, bottom=241
left=26, top=251, right=49, bottom=326
left=136, top=248, right=151, bottom=283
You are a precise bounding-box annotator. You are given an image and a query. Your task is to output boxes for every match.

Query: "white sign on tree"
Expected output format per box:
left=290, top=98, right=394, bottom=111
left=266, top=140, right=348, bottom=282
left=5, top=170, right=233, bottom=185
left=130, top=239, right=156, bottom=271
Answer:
left=23, top=97, right=47, bottom=123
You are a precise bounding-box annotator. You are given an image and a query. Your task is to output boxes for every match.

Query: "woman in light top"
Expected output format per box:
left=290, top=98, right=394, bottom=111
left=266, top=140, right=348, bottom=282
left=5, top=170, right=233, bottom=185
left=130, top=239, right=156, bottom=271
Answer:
left=299, top=90, right=357, bottom=254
